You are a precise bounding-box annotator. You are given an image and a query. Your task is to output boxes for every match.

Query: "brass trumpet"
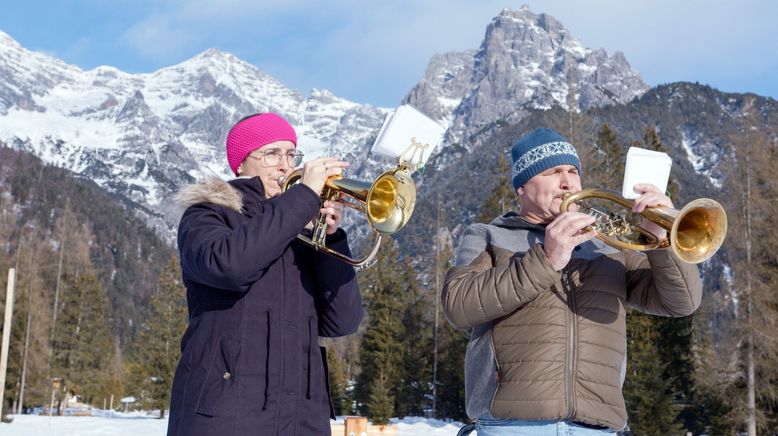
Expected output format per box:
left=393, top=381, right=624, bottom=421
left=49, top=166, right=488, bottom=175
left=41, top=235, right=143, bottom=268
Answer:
left=280, top=163, right=416, bottom=270
left=559, top=188, right=727, bottom=264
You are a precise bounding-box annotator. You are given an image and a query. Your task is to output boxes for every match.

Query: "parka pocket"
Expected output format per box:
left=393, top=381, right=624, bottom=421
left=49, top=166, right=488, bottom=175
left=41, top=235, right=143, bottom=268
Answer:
left=195, top=334, right=241, bottom=417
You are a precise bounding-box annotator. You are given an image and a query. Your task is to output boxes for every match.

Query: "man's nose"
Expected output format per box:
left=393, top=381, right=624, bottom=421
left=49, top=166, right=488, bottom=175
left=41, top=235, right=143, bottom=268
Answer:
left=559, top=173, right=574, bottom=190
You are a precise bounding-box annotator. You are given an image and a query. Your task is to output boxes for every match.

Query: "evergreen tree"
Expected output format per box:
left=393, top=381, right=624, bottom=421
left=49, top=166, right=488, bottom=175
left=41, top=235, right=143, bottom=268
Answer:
left=326, top=348, right=350, bottom=416
left=477, top=153, right=516, bottom=221
left=429, top=236, right=468, bottom=421
left=353, top=239, right=406, bottom=421
left=51, top=271, right=117, bottom=408
left=623, top=312, right=684, bottom=435
left=395, top=256, right=432, bottom=417
left=366, top=370, right=394, bottom=425
left=134, top=256, right=187, bottom=418
left=589, top=123, right=624, bottom=188
left=435, top=321, right=468, bottom=421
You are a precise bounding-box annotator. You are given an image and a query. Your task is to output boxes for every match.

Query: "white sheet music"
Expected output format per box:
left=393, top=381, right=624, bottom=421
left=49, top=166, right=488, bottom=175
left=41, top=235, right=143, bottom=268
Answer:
left=621, top=146, right=672, bottom=199
left=371, top=105, right=445, bottom=166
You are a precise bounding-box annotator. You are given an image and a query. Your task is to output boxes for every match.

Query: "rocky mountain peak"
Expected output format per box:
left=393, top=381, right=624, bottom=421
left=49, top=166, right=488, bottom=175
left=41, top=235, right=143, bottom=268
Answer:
left=405, top=6, right=649, bottom=144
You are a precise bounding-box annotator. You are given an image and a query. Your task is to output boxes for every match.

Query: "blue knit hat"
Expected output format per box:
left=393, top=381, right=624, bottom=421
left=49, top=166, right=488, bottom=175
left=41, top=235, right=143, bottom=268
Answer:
left=510, top=128, right=582, bottom=189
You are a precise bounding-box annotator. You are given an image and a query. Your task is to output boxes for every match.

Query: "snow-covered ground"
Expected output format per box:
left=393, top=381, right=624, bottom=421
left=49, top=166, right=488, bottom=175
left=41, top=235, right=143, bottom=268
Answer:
left=1, top=413, right=465, bottom=435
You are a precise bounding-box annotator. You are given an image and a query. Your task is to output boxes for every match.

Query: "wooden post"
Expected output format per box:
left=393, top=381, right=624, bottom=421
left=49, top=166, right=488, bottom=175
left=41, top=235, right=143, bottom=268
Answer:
left=49, top=378, right=61, bottom=416
left=0, top=268, right=16, bottom=420
left=345, top=416, right=368, bottom=436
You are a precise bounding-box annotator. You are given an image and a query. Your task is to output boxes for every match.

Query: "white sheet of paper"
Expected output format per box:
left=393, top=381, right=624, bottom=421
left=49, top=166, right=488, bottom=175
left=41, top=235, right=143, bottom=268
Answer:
left=621, top=146, right=672, bottom=199
left=371, top=104, right=445, bottom=165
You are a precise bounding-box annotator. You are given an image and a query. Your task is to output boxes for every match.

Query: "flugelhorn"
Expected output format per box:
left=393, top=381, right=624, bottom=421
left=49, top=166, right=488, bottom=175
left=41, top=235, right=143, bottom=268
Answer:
left=280, top=163, right=416, bottom=270
left=559, top=188, right=727, bottom=264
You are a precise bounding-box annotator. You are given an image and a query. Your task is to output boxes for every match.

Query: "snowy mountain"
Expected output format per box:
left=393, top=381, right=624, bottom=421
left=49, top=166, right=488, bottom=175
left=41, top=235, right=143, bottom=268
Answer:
left=0, top=7, right=652, bottom=240
left=404, top=7, right=649, bottom=143
left=0, top=31, right=389, bottom=238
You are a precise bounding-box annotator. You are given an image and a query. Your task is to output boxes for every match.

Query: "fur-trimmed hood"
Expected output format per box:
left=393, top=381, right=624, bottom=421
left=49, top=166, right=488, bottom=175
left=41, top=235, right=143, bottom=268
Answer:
left=174, top=176, right=245, bottom=212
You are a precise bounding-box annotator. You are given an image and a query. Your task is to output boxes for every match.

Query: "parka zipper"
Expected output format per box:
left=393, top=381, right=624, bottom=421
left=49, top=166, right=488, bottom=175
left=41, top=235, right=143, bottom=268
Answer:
left=562, top=269, right=577, bottom=420
left=306, top=317, right=314, bottom=400
left=488, top=324, right=501, bottom=409
left=262, top=311, right=272, bottom=410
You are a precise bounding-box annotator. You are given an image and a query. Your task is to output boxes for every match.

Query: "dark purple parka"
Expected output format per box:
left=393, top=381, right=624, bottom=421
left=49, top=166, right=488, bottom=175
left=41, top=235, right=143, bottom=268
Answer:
left=167, top=176, right=363, bottom=436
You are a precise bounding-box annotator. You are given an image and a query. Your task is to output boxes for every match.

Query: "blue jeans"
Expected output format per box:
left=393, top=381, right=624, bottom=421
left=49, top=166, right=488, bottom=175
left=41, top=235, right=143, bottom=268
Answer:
left=476, top=418, right=615, bottom=435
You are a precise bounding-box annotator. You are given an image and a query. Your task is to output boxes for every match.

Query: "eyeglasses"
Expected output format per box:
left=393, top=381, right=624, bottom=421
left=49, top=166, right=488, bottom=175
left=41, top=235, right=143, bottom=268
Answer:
left=247, top=150, right=305, bottom=167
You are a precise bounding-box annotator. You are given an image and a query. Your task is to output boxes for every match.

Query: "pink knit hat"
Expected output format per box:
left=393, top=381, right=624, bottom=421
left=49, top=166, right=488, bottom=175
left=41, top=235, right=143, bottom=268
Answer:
left=226, top=113, right=298, bottom=175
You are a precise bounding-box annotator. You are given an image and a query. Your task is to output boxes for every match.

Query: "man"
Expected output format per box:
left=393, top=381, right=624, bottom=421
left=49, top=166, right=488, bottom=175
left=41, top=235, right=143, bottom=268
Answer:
left=167, top=113, right=363, bottom=435
left=442, top=128, right=702, bottom=435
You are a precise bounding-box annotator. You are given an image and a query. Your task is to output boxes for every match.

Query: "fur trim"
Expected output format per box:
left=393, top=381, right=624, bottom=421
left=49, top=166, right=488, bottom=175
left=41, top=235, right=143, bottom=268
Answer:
left=174, top=175, right=244, bottom=212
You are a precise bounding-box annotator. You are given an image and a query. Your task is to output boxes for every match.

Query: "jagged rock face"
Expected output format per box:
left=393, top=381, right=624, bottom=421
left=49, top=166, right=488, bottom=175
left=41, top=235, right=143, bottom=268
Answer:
left=402, top=50, right=477, bottom=123
left=405, top=7, right=649, bottom=143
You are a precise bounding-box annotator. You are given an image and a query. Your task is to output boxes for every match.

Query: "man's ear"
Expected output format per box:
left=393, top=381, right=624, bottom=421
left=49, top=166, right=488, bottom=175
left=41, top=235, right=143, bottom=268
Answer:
left=236, top=163, right=243, bottom=176
left=516, top=187, right=524, bottom=197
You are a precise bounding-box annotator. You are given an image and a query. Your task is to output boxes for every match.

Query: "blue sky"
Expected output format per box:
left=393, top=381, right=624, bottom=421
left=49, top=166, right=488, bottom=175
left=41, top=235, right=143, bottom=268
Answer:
left=1, top=0, right=776, bottom=107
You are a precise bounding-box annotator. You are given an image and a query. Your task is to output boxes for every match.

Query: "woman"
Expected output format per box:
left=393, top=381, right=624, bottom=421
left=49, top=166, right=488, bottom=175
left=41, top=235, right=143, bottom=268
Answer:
left=167, top=113, right=363, bottom=435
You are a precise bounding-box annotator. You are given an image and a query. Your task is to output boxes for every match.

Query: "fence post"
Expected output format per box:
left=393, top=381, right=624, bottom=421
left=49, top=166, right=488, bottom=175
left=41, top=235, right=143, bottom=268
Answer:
left=0, top=268, right=16, bottom=421
left=345, top=416, right=368, bottom=436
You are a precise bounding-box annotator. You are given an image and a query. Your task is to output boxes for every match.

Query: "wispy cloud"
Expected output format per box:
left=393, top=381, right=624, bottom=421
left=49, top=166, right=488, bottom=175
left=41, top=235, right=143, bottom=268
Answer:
left=43, top=0, right=778, bottom=104
left=122, top=14, right=196, bottom=60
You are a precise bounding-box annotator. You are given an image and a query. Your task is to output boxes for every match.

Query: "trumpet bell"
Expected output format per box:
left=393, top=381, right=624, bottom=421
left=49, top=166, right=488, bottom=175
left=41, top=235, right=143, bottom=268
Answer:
left=368, top=170, right=416, bottom=234
left=670, top=198, right=728, bottom=264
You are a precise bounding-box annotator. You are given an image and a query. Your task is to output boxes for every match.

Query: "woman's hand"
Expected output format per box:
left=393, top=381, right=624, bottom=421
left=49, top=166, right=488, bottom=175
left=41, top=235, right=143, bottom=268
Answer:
left=300, top=157, right=349, bottom=196
left=321, top=200, right=344, bottom=235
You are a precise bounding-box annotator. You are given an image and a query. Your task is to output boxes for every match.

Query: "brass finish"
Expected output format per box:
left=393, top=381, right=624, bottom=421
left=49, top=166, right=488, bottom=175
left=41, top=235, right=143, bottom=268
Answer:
left=280, top=164, right=416, bottom=270
left=560, top=188, right=727, bottom=264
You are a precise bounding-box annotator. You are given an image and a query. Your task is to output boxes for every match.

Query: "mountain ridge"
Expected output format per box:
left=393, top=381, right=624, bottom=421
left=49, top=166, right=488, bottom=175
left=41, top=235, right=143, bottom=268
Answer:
left=0, top=7, right=683, bottom=243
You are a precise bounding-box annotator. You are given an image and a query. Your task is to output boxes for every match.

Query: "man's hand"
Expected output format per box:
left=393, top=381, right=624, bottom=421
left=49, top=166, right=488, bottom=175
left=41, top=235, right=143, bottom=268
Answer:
left=543, top=212, right=597, bottom=271
left=631, top=183, right=674, bottom=240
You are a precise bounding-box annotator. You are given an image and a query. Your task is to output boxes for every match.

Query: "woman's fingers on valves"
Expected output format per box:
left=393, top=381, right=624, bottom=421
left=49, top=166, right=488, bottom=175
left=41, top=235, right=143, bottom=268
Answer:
left=324, top=158, right=349, bottom=175
left=303, top=158, right=348, bottom=180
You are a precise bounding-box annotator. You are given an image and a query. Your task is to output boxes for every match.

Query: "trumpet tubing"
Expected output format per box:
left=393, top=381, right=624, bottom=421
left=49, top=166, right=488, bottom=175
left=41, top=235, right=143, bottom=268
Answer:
left=560, top=189, right=727, bottom=264
left=280, top=164, right=416, bottom=270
